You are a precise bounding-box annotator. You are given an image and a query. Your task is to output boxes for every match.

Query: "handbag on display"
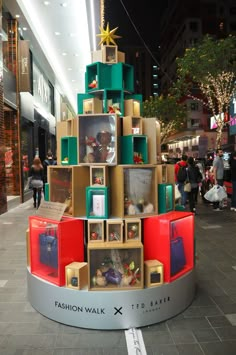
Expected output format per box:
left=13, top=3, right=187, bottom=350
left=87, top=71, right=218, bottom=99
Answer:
left=170, top=223, right=186, bottom=276
left=39, top=228, right=58, bottom=269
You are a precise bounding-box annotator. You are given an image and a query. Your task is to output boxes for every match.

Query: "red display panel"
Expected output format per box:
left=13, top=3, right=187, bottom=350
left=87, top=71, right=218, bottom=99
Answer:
left=29, top=216, right=84, bottom=286
left=143, top=211, right=194, bottom=283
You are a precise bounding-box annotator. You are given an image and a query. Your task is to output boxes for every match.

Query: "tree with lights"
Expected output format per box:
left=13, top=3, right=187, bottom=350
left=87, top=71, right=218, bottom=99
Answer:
left=143, top=95, right=187, bottom=144
left=172, top=34, right=236, bottom=148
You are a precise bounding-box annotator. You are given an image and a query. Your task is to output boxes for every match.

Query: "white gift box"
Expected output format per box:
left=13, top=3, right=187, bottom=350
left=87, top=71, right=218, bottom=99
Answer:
left=93, top=195, right=105, bottom=216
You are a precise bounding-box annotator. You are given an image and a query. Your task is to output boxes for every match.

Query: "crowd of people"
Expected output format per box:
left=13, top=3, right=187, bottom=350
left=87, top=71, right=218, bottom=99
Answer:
left=175, top=149, right=236, bottom=214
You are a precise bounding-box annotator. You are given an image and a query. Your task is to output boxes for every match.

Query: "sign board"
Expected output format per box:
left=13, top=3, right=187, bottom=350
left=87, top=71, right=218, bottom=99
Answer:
left=36, top=201, right=67, bottom=221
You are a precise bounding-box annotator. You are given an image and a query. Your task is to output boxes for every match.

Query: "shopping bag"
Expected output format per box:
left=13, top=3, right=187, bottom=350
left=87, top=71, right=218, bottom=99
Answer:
left=184, top=182, right=191, bottom=192
left=204, top=185, right=227, bottom=202
left=175, top=184, right=181, bottom=200
left=39, top=229, right=58, bottom=269
left=170, top=223, right=186, bottom=276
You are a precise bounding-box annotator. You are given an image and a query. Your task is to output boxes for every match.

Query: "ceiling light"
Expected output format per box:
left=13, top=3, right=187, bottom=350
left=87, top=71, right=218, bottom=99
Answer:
left=44, top=1, right=50, bottom=5
left=23, top=27, right=27, bottom=31
left=72, top=79, right=75, bottom=82
left=15, top=14, right=20, bottom=18
left=73, top=53, right=79, bottom=57
left=62, top=52, right=67, bottom=56
left=68, top=68, right=72, bottom=71
left=70, top=33, right=77, bottom=37
left=60, top=2, right=68, bottom=7
left=54, top=32, right=61, bottom=36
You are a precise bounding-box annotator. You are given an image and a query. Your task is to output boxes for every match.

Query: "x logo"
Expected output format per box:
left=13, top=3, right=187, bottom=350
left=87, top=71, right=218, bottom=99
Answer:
left=114, top=306, right=123, bottom=315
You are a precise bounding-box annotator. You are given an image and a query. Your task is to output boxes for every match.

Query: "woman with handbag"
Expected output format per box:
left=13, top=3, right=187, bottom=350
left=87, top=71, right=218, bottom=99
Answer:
left=187, top=157, right=202, bottom=214
left=29, top=157, right=44, bottom=209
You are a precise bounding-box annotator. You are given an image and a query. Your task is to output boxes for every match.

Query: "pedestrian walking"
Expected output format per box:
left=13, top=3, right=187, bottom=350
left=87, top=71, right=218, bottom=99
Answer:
left=29, top=157, right=44, bottom=209
left=212, top=148, right=224, bottom=211
left=229, top=151, right=236, bottom=211
left=175, top=154, right=188, bottom=208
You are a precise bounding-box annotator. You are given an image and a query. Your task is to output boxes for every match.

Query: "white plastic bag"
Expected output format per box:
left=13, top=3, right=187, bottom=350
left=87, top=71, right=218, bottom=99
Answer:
left=175, top=184, right=181, bottom=200
left=204, top=185, right=227, bottom=202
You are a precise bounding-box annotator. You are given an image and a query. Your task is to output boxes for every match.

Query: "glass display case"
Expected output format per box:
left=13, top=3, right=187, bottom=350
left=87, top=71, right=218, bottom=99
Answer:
left=78, top=114, right=120, bottom=165
left=90, top=166, right=108, bottom=186
left=110, top=165, right=157, bottom=218
left=88, top=242, right=143, bottom=290
left=143, top=211, right=194, bottom=283
left=87, top=220, right=104, bottom=243
left=125, top=219, right=141, bottom=242
left=48, top=166, right=89, bottom=217
left=29, top=216, right=84, bottom=286
left=106, top=219, right=123, bottom=243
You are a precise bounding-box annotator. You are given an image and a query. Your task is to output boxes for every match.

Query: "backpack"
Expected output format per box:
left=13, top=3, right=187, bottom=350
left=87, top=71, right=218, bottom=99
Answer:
left=177, top=163, right=187, bottom=182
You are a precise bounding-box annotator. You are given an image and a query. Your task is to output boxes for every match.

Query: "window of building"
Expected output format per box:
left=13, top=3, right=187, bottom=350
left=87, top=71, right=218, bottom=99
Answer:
left=189, top=21, right=198, bottom=32
left=230, top=7, right=236, bottom=15
left=190, top=102, right=199, bottom=111
left=230, top=22, right=236, bottom=31
left=191, top=119, right=201, bottom=127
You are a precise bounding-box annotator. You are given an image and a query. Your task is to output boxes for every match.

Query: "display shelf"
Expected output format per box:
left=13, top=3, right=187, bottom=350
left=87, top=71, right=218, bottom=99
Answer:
left=144, top=259, right=164, bottom=287
left=61, top=136, right=78, bottom=165
left=125, top=219, right=141, bottom=242
left=143, top=211, right=194, bottom=283
left=158, top=183, right=174, bottom=214
left=65, top=262, right=88, bottom=290
left=122, top=116, right=143, bottom=135
left=87, top=220, right=105, bottom=242
left=120, top=135, right=148, bottom=164
left=124, top=94, right=143, bottom=116
left=90, top=166, right=109, bottom=186
left=86, top=186, right=109, bottom=219
left=27, top=268, right=195, bottom=329
left=111, top=63, right=134, bottom=92
left=91, top=46, right=125, bottom=64
left=103, top=89, right=125, bottom=116
left=85, top=62, right=111, bottom=92
left=142, top=118, right=161, bottom=164
left=88, top=242, right=144, bottom=291
left=48, top=165, right=89, bottom=217
left=157, top=164, right=168, bottom=184
left=29, top=216, right=84, bottom=286
left=106, top=219, right=124, bottom=243
left=78, top=114, right=120, bottom=165
left=110, top=165, right=157, bottom=218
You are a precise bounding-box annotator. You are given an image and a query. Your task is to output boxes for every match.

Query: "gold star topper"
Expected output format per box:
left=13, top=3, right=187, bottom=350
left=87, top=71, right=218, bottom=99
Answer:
left=96, top=23, right=121, bottom=47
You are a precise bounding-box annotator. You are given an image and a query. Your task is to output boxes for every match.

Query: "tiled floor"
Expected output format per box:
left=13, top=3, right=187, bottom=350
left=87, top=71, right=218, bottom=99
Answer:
left=0, top=197, right=236, bottom=354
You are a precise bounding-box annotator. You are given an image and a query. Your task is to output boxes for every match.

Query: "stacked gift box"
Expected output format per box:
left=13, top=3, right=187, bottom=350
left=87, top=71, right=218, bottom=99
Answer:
left=28, top=38, right=194, bottom=292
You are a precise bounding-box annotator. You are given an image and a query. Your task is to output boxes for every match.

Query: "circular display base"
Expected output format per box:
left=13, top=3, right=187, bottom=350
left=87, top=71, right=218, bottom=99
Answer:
left=27, top=269, right=196, bottom=330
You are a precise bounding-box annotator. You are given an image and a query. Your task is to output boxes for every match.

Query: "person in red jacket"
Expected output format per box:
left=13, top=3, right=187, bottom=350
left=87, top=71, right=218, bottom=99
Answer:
left=175, top=154, right=188, bottom=207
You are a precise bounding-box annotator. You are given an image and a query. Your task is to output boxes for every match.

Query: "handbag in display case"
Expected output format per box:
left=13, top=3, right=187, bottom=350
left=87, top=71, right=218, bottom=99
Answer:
left=170, top=223, right=186, bottom=276
left=39, top=229, right=58, bottom=269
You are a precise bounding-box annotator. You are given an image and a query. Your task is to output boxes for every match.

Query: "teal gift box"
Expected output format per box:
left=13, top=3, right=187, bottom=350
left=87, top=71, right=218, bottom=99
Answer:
left=86, top=186, right=109, bottom=219
left=158, top=183, right=173, bottom=214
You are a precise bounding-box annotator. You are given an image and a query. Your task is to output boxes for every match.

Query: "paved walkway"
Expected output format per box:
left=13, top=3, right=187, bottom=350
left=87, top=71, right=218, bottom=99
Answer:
left=0, top=197, right=236, bottom=354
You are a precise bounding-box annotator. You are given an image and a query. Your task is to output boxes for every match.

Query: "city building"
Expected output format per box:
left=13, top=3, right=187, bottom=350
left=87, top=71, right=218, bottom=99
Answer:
left=159, top=0, right=236, bottom=157
left=0, top=0, right=100, bottom=214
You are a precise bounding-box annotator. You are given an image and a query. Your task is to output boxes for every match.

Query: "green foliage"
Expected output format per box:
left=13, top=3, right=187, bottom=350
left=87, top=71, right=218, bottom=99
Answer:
left=173, top=34, right=236, bottom=98
left=143, top=95, right=187, bottom=143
